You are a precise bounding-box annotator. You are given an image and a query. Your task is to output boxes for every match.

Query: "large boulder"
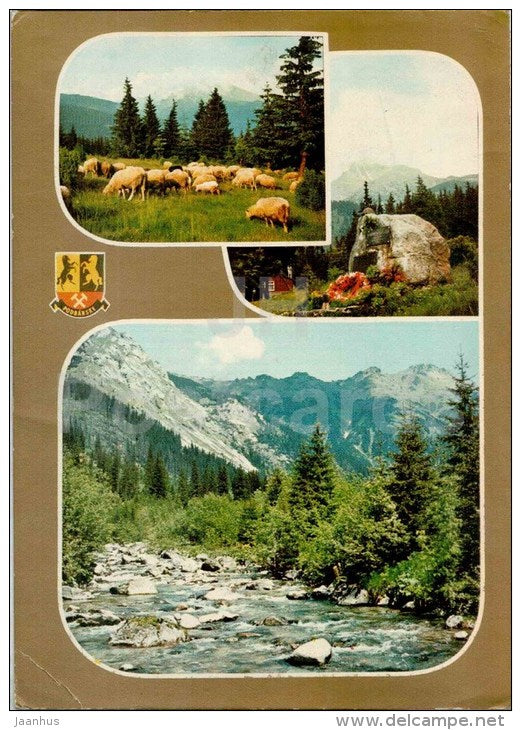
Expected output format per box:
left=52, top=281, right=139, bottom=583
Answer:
left=204, top=587, right=238, bottom=603
left=287, top=638, right=333, bottom=667
left=199, top=611, right=239, bottom=623
left=110, top=616, right=187, bottom=648
left=110, top=577, right=157, bottom=595
left=349, top=212, right=450, bottom=285
left=70, top=608, right=122, bottom=627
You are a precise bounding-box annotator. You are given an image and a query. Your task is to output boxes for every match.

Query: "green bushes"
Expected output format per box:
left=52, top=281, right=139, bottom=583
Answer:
left=448, top=236, right=478, bottom=281
left=296, top=169, right=326, bottom=211
left=181, top=494, right=242, bottom=549
left=59, top=147, right=83, bottom=191
left=62, top=454, right=120, bottom=585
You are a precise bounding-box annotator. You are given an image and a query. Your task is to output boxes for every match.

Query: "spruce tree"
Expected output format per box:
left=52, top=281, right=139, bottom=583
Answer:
left=250, top=84, right=286, bottom=167
left=141, top=95, right=161, bottom=158
left=217, top=464, right=230, bottom=496
left=386, top=413, right=433, bottom=551
left=111, top=78, right=142, bottom=157
left=275, top=36, right=324, bottom=171
left=198, top=88, right=234, bottom=160
left=385, top=193, right=396, bottom=214
left=189, top=99, right=207, bottom=159
left=443, top=354, right=480, bottom=577
left=289, top=424, right=336, bottom=522
left=150, top=453, right=169, bottom=498
left=360, top=181, right=373, bottom=210
left=190, top=460, right=202, bottom=497
left=162, top=98, right=181, bottom=159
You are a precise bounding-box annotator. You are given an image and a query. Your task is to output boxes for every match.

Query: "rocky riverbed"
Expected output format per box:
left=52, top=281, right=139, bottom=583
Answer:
left=63, top=543, right=472, bottom=674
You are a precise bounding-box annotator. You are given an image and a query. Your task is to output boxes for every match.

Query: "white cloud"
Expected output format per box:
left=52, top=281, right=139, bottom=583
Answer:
left=201, top=326, right=265, bottom=365
left=329, top=54, right=479, bottom=179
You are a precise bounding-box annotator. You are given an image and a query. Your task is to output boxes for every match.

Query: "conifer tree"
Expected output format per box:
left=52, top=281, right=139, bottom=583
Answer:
left=275, top=36, right=324, bottom=171
left=190, top=460, right=202, bottom=497
left=250, top=84, right=286, bottom=167
left=189, top=99, right=207, bottom=159
left=141, top=95, right=161, bottom=158
left=119, top=460, right=139, bottom=500
left=289, top=424, right=336, bottom=521
left=144, top=446, right=155, bottom=493
left=401, top=184, right=413, bottom=213
left=149, top=453, right=169, bottom=498
left=386, top=413, right=433, bottom=551
left=111, top=78, right=142, bottom=157
left=162, top=98, right=181, bottom=159
left=376, top=193, right=383, bottom=214
left=360, top=181, right=373, bottom=210
left=385, top=193, right=396, bottom=214
left=217, top=464, right=230, bottom=496
left=197, top=88, right=234, bottom=160
left=443, top=355, right=480, bottom=577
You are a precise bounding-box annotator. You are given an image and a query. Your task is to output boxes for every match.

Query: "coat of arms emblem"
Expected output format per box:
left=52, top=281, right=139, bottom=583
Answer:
left=51, top=253, right=109, bottom=317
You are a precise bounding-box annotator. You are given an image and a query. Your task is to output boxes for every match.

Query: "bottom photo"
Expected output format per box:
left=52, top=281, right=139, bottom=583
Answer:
left=60, top=318, right=480, bottom=676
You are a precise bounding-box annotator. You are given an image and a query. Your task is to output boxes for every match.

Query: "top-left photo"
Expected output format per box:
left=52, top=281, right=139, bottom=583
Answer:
left=56, top=32, right=328, bottom=246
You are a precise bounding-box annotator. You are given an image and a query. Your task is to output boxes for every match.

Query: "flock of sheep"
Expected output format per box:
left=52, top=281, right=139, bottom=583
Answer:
left=68, top=157, right=303, bottom=233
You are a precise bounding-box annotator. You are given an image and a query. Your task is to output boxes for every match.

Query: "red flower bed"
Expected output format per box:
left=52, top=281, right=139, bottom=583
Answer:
left=327, top=271, right=371, bottom=301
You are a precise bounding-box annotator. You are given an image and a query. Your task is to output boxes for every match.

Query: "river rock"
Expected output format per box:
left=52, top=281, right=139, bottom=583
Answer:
left=311, top=585, right=331, bottom=600
left=73, top=608, right=122, bottom=627
left=286, top=590, right=308, bottom=600
left=177, top=614, right=201, bottom=630
left=110, top=577, right=157, bottom=595
left=218, top=556, right=237, bottom=571
left=246, top=579, right=275, bottom=591
left=201, top=558, right=221, bottom=572
left=335, top=587, right=370, bottom=606
left=445, top=614, right=464, bottom=629
left=284, top=569, right=299, bottom=581
left=454, top=631, right=469, bottom=641
left=110, top=616, right=187, bottom=648
left=259, top=616, right=288, bottom=626
left=377, top=596, right=390, bottom=606
left=62, top=585, right=92, bottom=601
left=176, top=603, right=189, bottom=611
left=349, top=212, right=451, bottom=285
left=160, top=550, right=199, bottom=572
left=403, top=601, right=416, bottom=611
left=287, top=638, right=333, bottom=667
left=119, top=663, right=136, bottom=672
left=204, top=587, right=238, bottom=603
left=199, top=611, right=239, bottom=623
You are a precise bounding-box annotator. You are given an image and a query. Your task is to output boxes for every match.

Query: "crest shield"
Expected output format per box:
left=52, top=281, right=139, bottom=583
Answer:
left=51, top=253, right=109, bottom=317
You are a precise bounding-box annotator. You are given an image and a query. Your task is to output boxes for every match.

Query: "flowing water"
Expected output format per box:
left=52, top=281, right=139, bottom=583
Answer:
left=66, top=556, right=466, bottom=675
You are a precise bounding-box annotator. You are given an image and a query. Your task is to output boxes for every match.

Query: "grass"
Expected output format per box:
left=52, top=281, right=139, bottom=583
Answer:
left=254, top=265, right=478, bottom=317
left=70, top=161, right=326, bottom=243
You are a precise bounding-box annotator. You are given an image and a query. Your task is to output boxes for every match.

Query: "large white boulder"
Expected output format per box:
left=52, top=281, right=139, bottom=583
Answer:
left=110, top=577, right=157, bottom=595
left=110, top=616, right=187, bottom=648
left=287, top=638, right=333, bottom=667
left=349, top=212, right=450, bottom=285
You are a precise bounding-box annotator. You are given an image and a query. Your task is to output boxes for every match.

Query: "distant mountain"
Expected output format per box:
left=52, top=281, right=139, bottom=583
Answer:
left=332, top=161, right=478, bottom=203
left=60, top=91, right=261, bottom=139
left=428, top=175, right=479, bottom=194
left=63, top=327, right=458, bottom=478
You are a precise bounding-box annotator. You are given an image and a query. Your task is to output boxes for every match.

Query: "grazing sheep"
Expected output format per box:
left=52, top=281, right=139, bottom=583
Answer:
left=77, top=164, right=85, bottom=175
left=60, top=185, right=72, bottom=211
left=83, top=157, right=101, bottom=177
left=102, top=166, right=146, bottom=201
left=163, top=161, right=173, bottom=169
left=101, top=161, right=115, bottom=179
left=283, top=171, right=299, bottom=182
left=289, top=179, right=302, bottom=193
left=255, top=174, right=278, bottom=190
left=245, top=197, right=290, bottom=234
left=112, top=162, right=126, bottom=172
left=208, top=165, right=228, bottom=180
left=145, top=169, right=166, bottom=196
left=192, top=173, right=217, bottom=187
left=232, top=168, right=257, bottom=190
left=195, top=181, right=220, bottom=195
left=227, top=165, right=241, bottom=177
left=165, top=170, right=191, bottom=194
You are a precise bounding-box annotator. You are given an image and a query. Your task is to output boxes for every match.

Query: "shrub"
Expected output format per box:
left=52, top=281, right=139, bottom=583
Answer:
left=181, top=494, right=241, bottom=549
left=295, top=169, right=325, bottom=211
left=62, top=453, right=120, bottom=585
left=59, top=147, right=83, bottom=192
left=448, top=236, right=478, bottom=281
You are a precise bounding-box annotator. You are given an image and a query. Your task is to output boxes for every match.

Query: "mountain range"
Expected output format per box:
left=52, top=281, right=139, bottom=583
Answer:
left=63, top=328, right=458, bottom=476
left=60, top=92, right=260, bottom=139
left=332, top=161, right=478, bottom=204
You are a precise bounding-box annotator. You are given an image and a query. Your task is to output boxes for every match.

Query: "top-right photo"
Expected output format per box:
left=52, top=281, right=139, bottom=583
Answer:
left=230, top=51, right=480, bottom=317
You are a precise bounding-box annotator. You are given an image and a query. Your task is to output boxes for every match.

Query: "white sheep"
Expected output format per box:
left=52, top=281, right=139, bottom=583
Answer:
left=195, top=181, right=220, bottom=195
left=102, top=166, right=146, bottom=201
left=245, top=197, right=290, bottom=233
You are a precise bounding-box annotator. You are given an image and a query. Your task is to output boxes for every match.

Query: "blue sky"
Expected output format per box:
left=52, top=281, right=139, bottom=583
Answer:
left=330, top=51, right=480, bottom=179
left=115, top=320, right=479, bottom=382
left=60, top=33, right=323, bottom=102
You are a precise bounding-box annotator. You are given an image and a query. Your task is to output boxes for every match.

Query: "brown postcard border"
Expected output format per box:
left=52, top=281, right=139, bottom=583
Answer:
left=12, top=10, right=511, bottom=710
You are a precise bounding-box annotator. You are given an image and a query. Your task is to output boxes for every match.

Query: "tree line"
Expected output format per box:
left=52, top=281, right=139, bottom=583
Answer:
left=63, top=356, right=479, bottom=616
left=60, top=36, right=324, bottom=172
